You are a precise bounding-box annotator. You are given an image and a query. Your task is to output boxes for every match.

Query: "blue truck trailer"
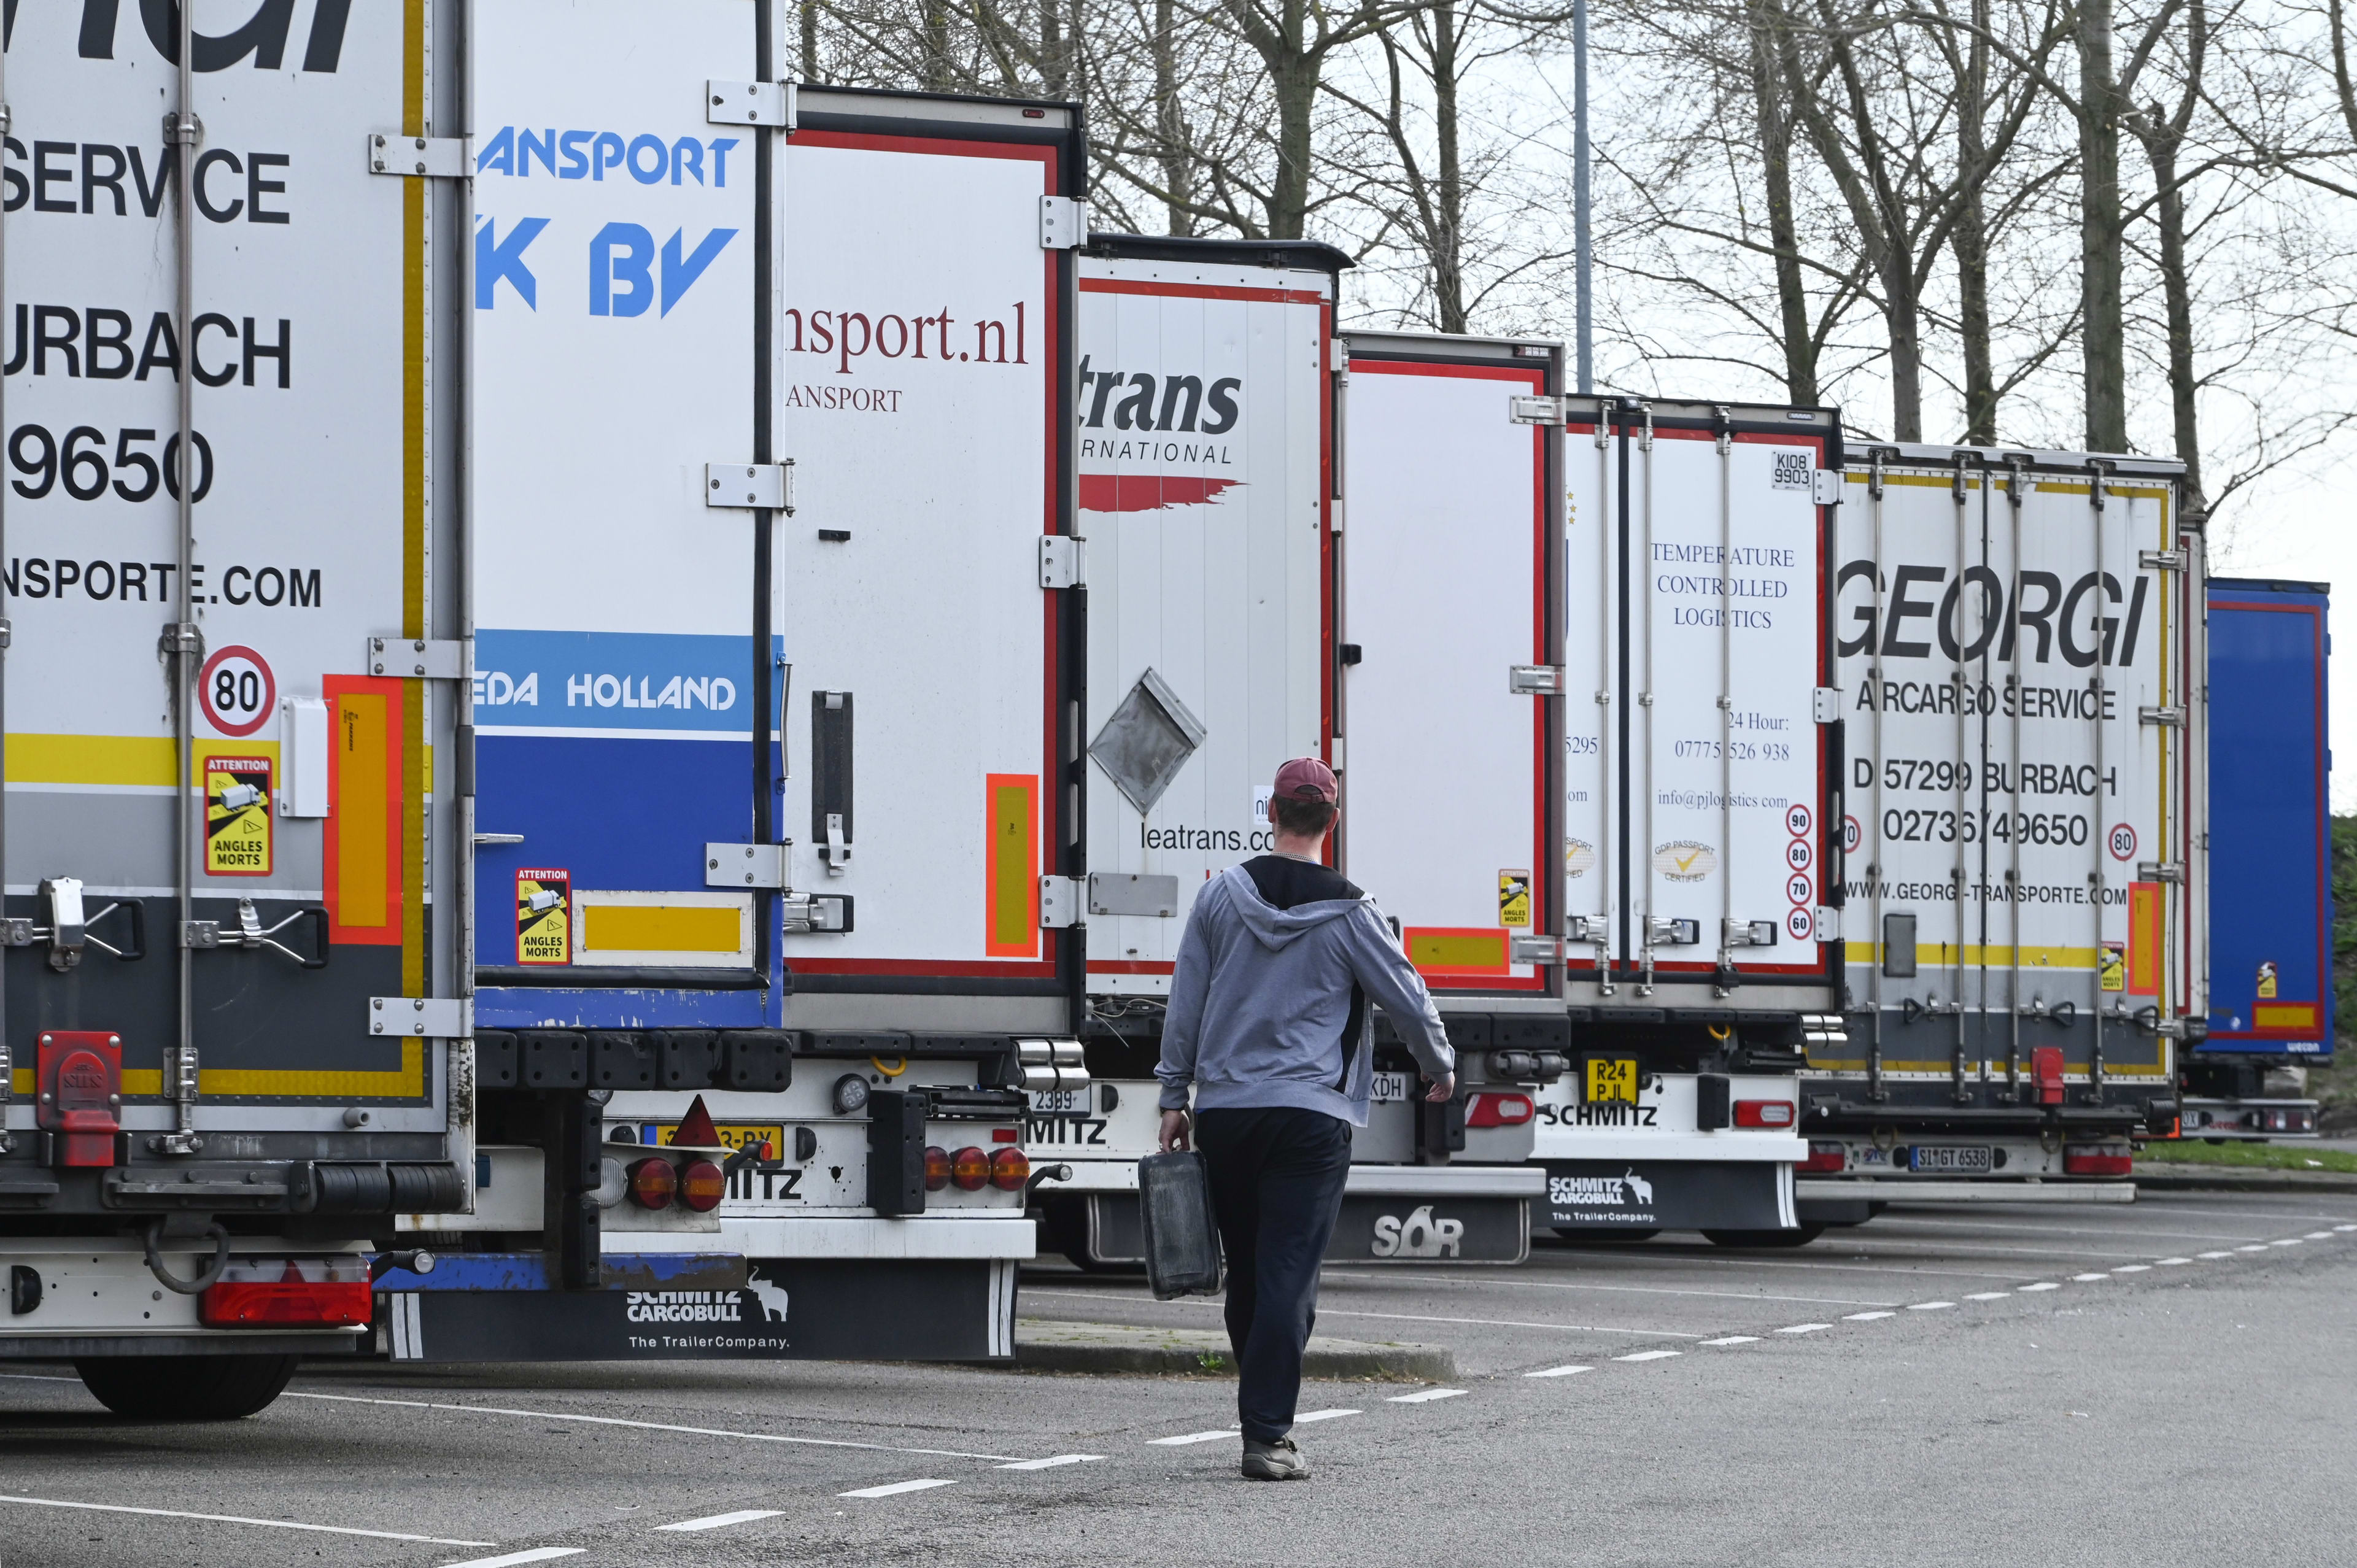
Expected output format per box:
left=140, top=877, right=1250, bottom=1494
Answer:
left=2183, top=577, right=2332, bottom=1135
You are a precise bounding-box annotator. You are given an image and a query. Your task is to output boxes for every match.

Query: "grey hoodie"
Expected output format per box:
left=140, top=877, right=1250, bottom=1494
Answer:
left=1156, top=857, right=1453, bottom=1127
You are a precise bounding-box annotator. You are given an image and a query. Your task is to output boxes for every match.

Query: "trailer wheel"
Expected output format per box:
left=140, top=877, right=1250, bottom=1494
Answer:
left=1701, top=1226, right=1826, bottom=1249
left=1552, top=1227, right=1660, bottom=1243
left=74, top=1354, right=299, bottom=1421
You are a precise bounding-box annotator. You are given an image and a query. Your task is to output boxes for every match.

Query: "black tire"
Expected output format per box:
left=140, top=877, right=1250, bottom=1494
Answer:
left=1701, top=1226, right=1827, bottom=1249
left=1553, top=1227, right=1660, bottom=1243
left=74, top=1354, right=298, bottom=1421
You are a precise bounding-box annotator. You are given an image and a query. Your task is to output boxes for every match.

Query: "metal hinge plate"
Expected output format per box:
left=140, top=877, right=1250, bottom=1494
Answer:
left=1509, top=665, right=1565, bottom=695
left=1722, top=918, right=1778, bottom=948
left=1509, top=395, right=1566, bottom=426
left=706, top=462, right=795, bottom=512
left=1813, top=469, right=1844, bottom=506
left=781, top=891, right=850, bottom=933
left=1039, top=535, right=1087, bottom=590
left=1566, top=914, right=1608, bottom=944
left=368, top=133, right=470, bottom=177
left=370, top=996, right=473, bottom=1039
left=1814, top=906, right=1842, bottom=942
left=2140, top=705, right=2188, bottom=727
left=1039, top=195, right=1085, bottom=249
left=1088, top=873, right=1179, bottom=918
left=1039, top=876, right=1082, bottom=928
left=2139, top=549, right=2186, bottom=571
left=2136, top=861, right=2186, bottom=884
left=706, top=843, right=786, bottom=889
left=1509, top=933, right=1563, bottom=965
left=707, top=79, right=793, bottom=128
left=368, top=637, right=467, bottom=679
left=1813, top=686, right=1843, bottom=723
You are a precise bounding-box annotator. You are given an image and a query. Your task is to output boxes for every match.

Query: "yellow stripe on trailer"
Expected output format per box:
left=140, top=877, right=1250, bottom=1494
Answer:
left=583, top=903, right=742, bottom=953
left=12, top=1039, right=427, bottom=1100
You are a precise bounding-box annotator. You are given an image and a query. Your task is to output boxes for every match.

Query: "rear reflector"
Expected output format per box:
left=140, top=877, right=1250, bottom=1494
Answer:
left=991, top=1146, right=1031, bottom=1191
left=924, top=1145, right=952, bottom=1192
left=678, top=1157, right=726, bottom=1211
left=1465, top=1092, right=1535, bottom=1128
left=201, top=1257, right=371, bottom=1328
left=951, top=1146, right=990, bottom=1191
left=991, top=1127, right=1020, bottom=1143
left=627, top=1156, right=677, bottom=1209
left=1798, top=1141, right=1845, bottom=1173
left=2062, top=1145, right=2132, bottom=1176
left=1734, top=1100, right=1795, bottom=1128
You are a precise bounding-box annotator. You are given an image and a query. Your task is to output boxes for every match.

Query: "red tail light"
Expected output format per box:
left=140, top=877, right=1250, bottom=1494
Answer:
left=1735, top=1100, right=1795, bottom=1128
left=200, top=1257, right=371, bottom=1328
left=1798, top=1141, right=1845, bottom=1173
left=924, top=1145, right=952, bottom=1191
left=1465, top=1092, right=1535, bottom=1128
left=678, top=1157, right=726, bottom=1211
left=2062, top=1145, right=2132, bottom=1176
left=627, top=1156, right=677, bottom=1209
left=2032, top=1046, right=2065, bottom=1105
left=950, top=1146, right=990, bottom=1191
left=991, top=1147, right=1031, bottom=1191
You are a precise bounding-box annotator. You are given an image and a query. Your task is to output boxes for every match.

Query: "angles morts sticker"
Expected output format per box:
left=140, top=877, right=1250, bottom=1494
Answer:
left=516, top=868, right=571, bottom=965
left=203, top=756, right=273, bottom=876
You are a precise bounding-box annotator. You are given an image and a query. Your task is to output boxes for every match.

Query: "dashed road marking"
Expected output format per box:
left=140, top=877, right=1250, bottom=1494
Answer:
left=2112, top=1265, right=2151, bottom=1273
left=2071, top=1273, right=2111, bottom=1281
left=997, top=1455, right=1104, bottom=1470
left=2269, top=1239, right=2303, bottom=1248
left=1148, top=1430, right=1238, bottom=1446
left=1387, top=1389, right=1468, bottom=1404
left=1843, top=1311, right=1895, bottom=1321
left=1908, top=1302, right=1955, bottom=1311
left=1525, top=1365, right=1594, bottom=1378
left=2155, top=1258, right=2192, bottom=1266
left=440, top=1551, right=585, bottom=1568
left=2236, top=1245, right=2269, bottom=1253
left=1964, top=1292, right=2011, bottom=1300
left=1614, top=1350, right=1682, bottom=1362
left=2019, top=1283, right=2061, bottom=1292
left=1293, top=1408, right=1362, bottom=1423
left=2197, top=1252, right=2235, bottom=1259
left=0, top=1494, right=493, bottom=1550
left=654, top=1510, right=785, bottom=1533
left=1698, top=1337, right=1760, bottom=1346
left=839, top=1480, right=956, bottom=1500
left=2305, top=1232, right=2334, bottom=1240
left=1776, top=1324, right=1832, bottom=1335
left=2338, top=1225, right=2357, bottom=1233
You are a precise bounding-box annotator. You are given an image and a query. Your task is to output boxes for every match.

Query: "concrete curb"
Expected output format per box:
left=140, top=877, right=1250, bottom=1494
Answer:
left=1012, top=1320, right=1454, bottom=1381
left=2133, top=1163, right=2357, bottom=1194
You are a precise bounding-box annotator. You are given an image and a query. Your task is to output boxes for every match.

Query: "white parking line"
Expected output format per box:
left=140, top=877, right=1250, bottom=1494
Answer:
left=0, top=1493, right=492, bottom=1549
left=997, top=1455, right=1104, bottom=1470
left=840, top=1480, right=956, bottom=1500
left=280, top=1391, right=1023, bottom=1462
left=1293, top=1408, right=1362, bottom=1423
left=1776, top=1324, right=1832, bottom=1335
left=1387, top=1389, right=1468, bottom=1404
left=2018, top=1283, right=2061, bottom=1291
left=1908, top=1302, right=1954, bottom=1311
left=1525, top=1365, right=1594, bottom=1377
left=2235, top=1245, right=2268, bottom=1253
left=654, top=1510, right=784, bottom=1533
left=2269, top=1239, right=2303, bottom=1247
left=441, top=1550, right=584, bottom=1568
left=2305, top=1231, right=2335, bottom=1240
left=2196, top=1251, right=2234, bottom=1259
left=1148, top=1430, right=1238, bottom=1446
left=2339, top=1224, right=2357, bottom=1232
left=2112, top=1265, right=2151, bottom=1273
left=2154, top=1258, right=2192, bottom=1266
left=2071, top=1273, right=2110, bottom=1281
left=1614, top=1350, right=1682, bottom=1362
left=1843, top=1311, right=1895, bottom=1321
left=1964, top=1292, right=2011, bottom=1300
left=1698, top=1337, right=1759, bottom=1346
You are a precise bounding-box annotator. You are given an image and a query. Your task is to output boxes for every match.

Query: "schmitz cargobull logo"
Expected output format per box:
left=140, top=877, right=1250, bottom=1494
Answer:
left=1547, top=1169, right=1655, bottom=1208
left=625, top=1290, right=746, bottom=1324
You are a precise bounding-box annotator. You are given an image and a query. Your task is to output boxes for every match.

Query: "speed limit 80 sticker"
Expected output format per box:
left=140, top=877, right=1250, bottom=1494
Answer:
left=199, top=645, right=277, bottom=738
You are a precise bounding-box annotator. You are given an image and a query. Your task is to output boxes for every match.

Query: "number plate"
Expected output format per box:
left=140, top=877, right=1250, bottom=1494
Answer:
left=633, top=1122, right=783, bottom=1154
left=1584, top=1057, right=1638, bottom=1105
left=1370, top=1072, right=1412, bottom=1103
left=1908, top=1144, right=1992, bottom=1174
left=1026, top=1087, right=1089, bottom=1115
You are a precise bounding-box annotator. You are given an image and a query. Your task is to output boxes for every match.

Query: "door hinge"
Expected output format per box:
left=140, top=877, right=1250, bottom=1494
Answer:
left=1813, top=686, right=1843, bottom=723
left=1814, top=906, right=1842, bottom=942
left=1509, top=933, right=1563, bottom=965
left=1509, top=665, right=1565, bottom=695
left=2135, top=861, right=2185, bottom=884
left=368, top=133, right=470, bottom=177
left=707, top=79, right=793, bottom=128
left=1509, top=395, right=1567, bottom=426
left=1039, top=195, right=1086, bottom=249
left=706, top=843, right=786, bottom=889
left=2139, top=549, right=2187, bottom=571
left=371, top=996, right=473, bottom=1040
left=706, top=462, right=794, bottom=512
left=2140, top=705, right=2187, bottom=727
left=1813, top=469, right=1844, bottom=506
left=1039, top=876, right=1083, bottom=928
left=368, top=637, right=467, bottom=679
left=1039, top=535, right=1088, bottom=590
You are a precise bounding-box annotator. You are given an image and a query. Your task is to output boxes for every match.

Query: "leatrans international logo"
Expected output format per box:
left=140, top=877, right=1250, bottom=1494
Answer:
left=1547, top=1169, right=1657, bottom=1208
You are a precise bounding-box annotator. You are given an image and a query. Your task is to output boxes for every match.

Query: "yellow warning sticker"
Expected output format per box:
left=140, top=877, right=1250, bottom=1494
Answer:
left=2099, top=943, right=2126, bottom=993
left=516, top=868, right=571, bottom=965
left=203, top=756, right=273, bottom=876
left=2257, top=960, right=2278, bottom=999
left=1498, top=869, right=1531, bottom=927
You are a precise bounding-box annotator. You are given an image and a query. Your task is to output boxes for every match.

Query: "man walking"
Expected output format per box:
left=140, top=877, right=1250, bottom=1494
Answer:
left=1156, top=757, right=1455, bottom=1481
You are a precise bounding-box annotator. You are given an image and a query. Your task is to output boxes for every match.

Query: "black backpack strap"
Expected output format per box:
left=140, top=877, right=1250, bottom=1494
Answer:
left=1333, top=981, right=1366, bottom=1092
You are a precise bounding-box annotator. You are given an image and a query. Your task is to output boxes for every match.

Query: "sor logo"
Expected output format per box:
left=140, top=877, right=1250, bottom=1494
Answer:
left=1370, top=1205, right=1465, bottom=1259
left=1770, top=450, right=1814, bottom=491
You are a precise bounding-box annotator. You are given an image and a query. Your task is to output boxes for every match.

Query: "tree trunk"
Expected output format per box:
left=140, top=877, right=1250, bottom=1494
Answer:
left=800, top=0, right=818, bottom=81
left=1154, top=0, right=1196, bottom=235
left=1430, top=0, right=1466, bottom=333
left=1266, top=21, right=1317, bottom=241
left=1954, top=0, right=1996, bottom=442
left=923, top=0, right=953, bottom=92
left=2078, top=0, right=2127, bottom=452
left=2146, top=127, right=2203, bottom=509
left=1747, top=0, right=1817, bottom=403
left=1041, top=0, right=1068, bottom=99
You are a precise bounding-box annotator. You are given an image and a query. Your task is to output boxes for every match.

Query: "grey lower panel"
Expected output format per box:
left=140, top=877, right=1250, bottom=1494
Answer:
left=382, top=1258, right=1002, bottom=1361
left=1542, top=1161, right=1786, bottom=1231
left=0, top=1332, right=366, bottom=1359
left=1083, top=1192, right=1531, bottom=1265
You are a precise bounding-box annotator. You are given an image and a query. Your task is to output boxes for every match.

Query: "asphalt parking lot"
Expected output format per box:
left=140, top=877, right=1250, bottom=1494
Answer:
left=2, top=1191, right=2352, bottom=1567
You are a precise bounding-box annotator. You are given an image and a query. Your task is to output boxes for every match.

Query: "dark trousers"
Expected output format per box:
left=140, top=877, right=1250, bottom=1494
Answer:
left=1194, top=1106, right=1353, bottom=1443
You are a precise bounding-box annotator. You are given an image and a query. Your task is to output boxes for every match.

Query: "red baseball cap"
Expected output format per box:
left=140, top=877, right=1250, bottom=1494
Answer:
left=1273, top=757, right=1338, bottom=805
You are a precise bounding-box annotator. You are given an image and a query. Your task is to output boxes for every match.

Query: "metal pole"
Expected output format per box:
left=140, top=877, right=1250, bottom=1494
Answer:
left=1573, top=0, right=1595, bottom=395
left=167, top=0, right=201, bottom=1154
left=0, top=42, right=11, bottom=1121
